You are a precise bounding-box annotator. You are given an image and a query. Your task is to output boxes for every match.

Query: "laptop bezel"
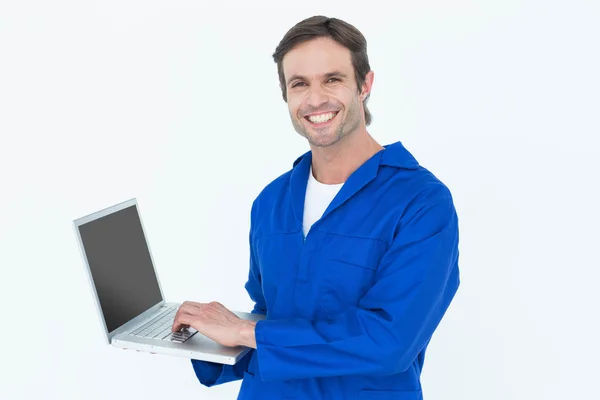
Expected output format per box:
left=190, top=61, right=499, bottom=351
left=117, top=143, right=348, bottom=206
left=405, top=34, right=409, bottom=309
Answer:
left=73, top=198, right=167, bottom=344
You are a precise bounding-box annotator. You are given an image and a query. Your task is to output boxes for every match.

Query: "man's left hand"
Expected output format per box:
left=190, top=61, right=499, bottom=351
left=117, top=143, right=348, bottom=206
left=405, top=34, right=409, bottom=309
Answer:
left=171, top=301, right=257, bottom=349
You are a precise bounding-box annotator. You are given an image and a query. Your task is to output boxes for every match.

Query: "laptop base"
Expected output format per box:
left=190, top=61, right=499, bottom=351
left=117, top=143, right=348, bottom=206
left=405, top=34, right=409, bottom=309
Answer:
left=111, top=306, right=265, bottom=365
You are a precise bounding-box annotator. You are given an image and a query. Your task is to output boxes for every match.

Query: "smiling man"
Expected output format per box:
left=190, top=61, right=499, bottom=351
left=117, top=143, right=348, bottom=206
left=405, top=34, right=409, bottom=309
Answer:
left=172, top=16, right=460, bottom=400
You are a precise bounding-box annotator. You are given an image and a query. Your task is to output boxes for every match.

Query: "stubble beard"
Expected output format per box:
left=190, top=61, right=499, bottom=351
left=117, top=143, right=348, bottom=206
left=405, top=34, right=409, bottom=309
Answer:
left=290, top=96, right=363, bottom=148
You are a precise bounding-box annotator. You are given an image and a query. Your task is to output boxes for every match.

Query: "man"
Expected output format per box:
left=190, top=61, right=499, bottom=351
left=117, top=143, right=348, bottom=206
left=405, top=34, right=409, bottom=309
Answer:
left=172, top=15, right=460, bottom=400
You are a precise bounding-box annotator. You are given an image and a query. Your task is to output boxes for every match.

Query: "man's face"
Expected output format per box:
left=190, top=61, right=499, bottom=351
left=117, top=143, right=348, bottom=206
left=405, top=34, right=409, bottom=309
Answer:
left=282, top=37, right=365, bottom=148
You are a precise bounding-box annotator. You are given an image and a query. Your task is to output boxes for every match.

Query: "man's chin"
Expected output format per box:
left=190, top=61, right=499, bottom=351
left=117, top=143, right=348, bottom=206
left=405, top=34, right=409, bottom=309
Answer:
left=293, top=123, right=343, bottom=148
left=307, top=133, right=342, bottom=148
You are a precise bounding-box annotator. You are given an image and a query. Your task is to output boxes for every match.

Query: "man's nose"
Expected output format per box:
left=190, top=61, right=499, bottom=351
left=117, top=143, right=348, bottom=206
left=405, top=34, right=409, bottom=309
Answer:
left=306, top=86, right=329, bottom=109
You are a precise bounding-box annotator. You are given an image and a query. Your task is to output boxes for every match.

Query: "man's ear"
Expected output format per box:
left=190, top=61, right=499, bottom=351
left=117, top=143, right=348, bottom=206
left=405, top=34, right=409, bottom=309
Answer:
left=360, top=70, right=375, bottom=100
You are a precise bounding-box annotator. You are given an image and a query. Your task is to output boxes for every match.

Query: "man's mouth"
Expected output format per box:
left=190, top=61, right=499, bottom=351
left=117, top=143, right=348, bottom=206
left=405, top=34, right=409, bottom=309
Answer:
left=304, top=111, right=339, bottom=125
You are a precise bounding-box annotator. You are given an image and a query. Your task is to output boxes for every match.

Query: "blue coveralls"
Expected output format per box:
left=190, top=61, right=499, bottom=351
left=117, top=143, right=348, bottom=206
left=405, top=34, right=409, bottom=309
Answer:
left=191, top=141, right=460, bottom=400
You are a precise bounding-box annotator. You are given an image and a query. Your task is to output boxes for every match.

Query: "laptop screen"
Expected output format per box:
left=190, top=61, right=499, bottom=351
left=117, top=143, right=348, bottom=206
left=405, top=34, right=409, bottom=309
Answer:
left=77, top=204, right=163, bottom=333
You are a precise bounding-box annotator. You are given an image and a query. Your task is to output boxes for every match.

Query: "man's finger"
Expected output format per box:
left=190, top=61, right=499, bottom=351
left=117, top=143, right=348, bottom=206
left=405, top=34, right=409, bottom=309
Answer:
left=172, top=305, right=189, bottom=331
left=173, top=303, right=188, bottom=325
left=172, top=301, right=209, bottom=331
left=172, top=311, right=194, bottom=332
left=172, top=322, right=190, bottom=332
left=173, top=302, right=201, bottom=326
left=172, top=310, right=185, bottom=331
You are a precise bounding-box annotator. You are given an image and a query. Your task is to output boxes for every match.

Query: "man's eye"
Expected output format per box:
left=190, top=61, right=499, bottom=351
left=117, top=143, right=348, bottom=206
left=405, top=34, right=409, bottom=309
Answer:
left=292, top=82, right=306, bottom=88
left=327, top=77, right=340, bottom=83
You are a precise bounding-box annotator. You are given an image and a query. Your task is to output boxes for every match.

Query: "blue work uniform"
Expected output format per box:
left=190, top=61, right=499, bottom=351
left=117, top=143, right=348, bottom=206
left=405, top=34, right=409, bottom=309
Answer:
left=191, top=141, right=460, bottom=400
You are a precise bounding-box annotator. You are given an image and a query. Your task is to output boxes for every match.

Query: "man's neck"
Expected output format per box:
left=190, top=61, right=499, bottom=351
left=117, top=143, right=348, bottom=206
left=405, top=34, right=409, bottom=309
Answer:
left=310, top=132, right=384, bottom=185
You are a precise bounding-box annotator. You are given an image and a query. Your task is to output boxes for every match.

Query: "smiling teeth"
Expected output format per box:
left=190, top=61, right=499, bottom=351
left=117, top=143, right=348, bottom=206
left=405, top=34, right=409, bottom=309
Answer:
left=308, top=112, right=336, bottom=124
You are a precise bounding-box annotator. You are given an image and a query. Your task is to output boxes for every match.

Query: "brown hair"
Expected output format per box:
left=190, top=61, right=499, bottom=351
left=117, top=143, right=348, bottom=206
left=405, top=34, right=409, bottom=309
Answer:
left=272, top=16, right=373, bottom=126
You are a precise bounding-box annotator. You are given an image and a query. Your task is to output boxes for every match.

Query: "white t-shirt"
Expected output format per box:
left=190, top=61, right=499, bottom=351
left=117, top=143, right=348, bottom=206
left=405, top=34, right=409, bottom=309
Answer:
left=303, top=165, right=344, bottom=237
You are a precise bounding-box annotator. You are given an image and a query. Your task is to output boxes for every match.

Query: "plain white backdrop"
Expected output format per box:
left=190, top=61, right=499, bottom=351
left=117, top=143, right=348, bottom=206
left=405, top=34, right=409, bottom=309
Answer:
left=1, top=0, right=599, bottom=399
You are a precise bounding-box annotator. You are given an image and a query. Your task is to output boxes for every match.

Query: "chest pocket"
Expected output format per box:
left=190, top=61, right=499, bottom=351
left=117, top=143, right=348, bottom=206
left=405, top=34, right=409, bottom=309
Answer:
left=318, top=234, right=387, bottom=319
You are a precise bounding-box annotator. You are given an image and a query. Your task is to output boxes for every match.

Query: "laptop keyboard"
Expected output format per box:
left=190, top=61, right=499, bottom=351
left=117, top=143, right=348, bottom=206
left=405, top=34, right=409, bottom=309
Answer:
left=129, top=306, right=198, bottom=343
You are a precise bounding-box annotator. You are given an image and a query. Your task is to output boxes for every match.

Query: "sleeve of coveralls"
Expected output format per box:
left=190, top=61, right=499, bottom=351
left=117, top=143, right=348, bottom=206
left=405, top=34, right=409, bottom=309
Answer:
left=253, top=189, right=460, bottom=382
left=190, top=218, right=267, bottom=387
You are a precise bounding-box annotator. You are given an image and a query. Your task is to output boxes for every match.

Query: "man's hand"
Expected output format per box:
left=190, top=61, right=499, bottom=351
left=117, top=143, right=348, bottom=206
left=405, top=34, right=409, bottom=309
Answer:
left=172, top=301, right=257, bottom=349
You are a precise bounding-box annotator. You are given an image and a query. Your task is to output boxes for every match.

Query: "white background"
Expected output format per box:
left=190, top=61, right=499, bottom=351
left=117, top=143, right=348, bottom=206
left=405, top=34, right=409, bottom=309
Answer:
left=1, top=1, right=599, bottom=399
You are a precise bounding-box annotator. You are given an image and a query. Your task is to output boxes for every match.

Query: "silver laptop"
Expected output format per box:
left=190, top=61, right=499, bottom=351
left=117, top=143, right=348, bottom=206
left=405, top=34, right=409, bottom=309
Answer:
left=73, top=198, right=264, bottom=365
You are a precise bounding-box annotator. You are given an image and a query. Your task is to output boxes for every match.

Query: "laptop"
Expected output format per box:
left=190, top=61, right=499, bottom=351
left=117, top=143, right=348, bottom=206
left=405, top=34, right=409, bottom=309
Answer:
left=73, top=198, right=264, bottom=365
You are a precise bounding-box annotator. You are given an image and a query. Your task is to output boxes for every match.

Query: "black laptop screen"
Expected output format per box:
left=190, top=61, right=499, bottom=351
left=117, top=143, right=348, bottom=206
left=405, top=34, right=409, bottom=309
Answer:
left=78, top=205, right=163, bottom=333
